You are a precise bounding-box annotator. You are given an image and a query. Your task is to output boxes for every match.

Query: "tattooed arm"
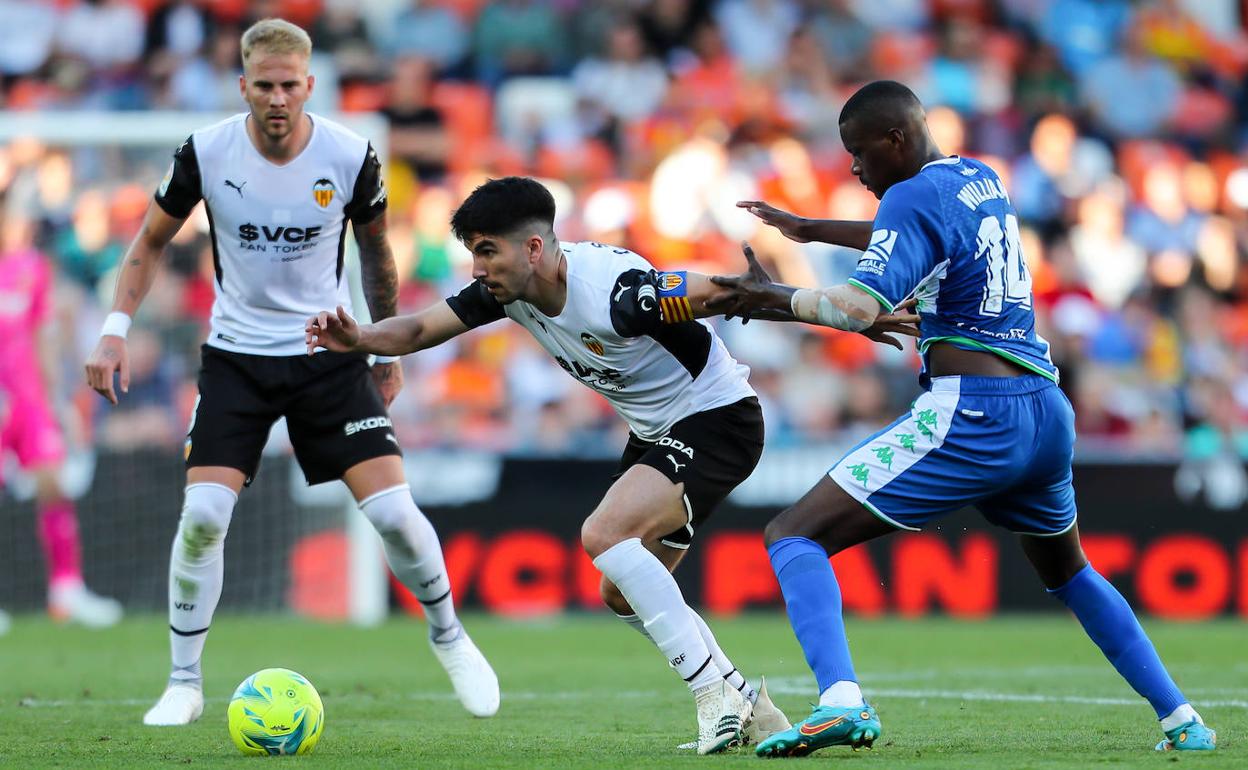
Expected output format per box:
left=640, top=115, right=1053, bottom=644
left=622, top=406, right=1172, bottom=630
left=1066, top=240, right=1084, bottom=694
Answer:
left=353, top=213, right=405, bottom=406
left=85, top=202, right=184, bottom=404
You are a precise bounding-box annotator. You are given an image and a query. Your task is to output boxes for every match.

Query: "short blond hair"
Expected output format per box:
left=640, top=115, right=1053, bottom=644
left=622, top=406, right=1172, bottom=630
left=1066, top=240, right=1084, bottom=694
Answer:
left=241, top=18, right=312, bottom=64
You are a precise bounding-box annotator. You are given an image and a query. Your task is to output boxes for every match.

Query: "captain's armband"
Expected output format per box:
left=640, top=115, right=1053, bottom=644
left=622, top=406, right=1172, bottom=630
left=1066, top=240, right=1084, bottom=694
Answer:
left=657, top=271, right=692, bottom=323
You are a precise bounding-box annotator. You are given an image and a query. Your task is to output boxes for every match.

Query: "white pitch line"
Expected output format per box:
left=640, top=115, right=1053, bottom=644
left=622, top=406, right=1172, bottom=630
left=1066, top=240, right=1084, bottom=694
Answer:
left=765, top=678, right=1248, bottom=709
left=14, top=686, right=1248, bottom=711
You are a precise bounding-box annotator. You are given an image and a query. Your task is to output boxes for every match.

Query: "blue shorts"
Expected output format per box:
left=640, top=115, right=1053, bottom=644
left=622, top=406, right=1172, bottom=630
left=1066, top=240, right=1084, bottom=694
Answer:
left=829, top=375, right=1077, bottom=536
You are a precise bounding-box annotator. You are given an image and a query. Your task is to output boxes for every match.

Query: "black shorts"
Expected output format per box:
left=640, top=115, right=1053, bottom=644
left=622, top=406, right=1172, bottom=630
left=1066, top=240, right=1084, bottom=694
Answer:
left=614, top=396, right=764, bottom=549
left=185, top=345, right=401, bottom=485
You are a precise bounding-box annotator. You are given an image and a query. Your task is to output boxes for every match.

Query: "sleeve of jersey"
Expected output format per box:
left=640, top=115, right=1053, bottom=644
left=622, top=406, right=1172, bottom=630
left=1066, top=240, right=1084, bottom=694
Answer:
left=344, top=142, right=387, bottom=225
left=153, top=136, right=203, bottom=219
left=609, top=269, right=695, bottom=337
left=445, top=280, right=507, bottom=329
left=847, top=179, right=943, bottom=313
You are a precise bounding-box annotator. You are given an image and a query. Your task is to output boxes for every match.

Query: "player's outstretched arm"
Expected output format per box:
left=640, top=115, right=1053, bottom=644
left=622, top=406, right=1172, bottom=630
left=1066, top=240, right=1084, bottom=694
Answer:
left=84, top=202, right=184, bottom=405
left=306, top=300, right=470, bottom=357
left=737, top=200, right=874, bottom=251
left=709, top=243, right=920, bottom=349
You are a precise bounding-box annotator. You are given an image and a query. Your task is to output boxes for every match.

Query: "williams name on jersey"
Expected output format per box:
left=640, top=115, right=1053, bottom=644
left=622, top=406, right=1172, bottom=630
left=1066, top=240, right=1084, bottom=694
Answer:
left=446, top=241, right=754, bottom=441
left=155, top=113, right=387, bottom=355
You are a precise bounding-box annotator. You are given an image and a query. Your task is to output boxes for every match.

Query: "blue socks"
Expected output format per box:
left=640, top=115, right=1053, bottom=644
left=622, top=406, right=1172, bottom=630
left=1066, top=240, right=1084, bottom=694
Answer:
left=768, top=538, right=1185, bottom=720
left=768, top=537, right=857, bottom=692
left=1049, top=564, right=1186, bottom=718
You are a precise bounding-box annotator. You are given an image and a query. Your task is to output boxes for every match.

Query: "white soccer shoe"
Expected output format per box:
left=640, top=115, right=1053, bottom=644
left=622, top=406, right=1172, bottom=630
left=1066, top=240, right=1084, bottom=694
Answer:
left=693, top=680, right=752, bottom=755
left=429, top=631, right=500, bottom=717
left=143, top=683, right=204, bottom=726
left=0, top=608, right=10, bottom=636
left=743, top=676, right=791, bottom=744
left=48, top=583, right=123, bottom=629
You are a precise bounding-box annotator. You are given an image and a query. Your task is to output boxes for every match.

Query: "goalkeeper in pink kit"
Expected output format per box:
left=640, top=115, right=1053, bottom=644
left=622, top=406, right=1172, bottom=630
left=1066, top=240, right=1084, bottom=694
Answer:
left=0, top=202, right=122, bottom=630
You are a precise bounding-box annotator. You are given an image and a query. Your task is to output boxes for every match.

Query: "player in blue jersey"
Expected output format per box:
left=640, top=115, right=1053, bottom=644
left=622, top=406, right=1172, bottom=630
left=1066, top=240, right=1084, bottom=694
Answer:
left=713, top=81, right=1216, bottom=757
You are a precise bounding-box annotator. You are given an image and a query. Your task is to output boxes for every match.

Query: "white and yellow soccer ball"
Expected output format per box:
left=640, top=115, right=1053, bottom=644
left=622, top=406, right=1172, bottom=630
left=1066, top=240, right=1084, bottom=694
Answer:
left=227, top=668, right=324, bottom=756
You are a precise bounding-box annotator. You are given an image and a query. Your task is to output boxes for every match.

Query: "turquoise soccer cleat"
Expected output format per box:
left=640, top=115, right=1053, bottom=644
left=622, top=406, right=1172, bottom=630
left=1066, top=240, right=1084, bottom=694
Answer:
left=755, top=704, right=881, bottom=757
left=1155, top=721, right=1216, bottom=752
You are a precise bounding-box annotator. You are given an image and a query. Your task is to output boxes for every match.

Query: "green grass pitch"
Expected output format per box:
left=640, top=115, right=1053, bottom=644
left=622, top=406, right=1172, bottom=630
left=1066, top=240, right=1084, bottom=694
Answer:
left=0, top=614, right=1243, bottom=768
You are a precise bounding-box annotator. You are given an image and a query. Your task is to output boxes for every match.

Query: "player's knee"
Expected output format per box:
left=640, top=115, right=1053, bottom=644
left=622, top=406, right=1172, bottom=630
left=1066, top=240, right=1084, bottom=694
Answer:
left=358, top=485, right=415, bottom=536
left=763, top=509, right=802, bottom=548
left=584, top=516, right=633, bottom=559
left=178, top=483, right=237, bottom=551
left=599, top=578, right=633, bottom=615
left=580, top=521, right=608, bottom=559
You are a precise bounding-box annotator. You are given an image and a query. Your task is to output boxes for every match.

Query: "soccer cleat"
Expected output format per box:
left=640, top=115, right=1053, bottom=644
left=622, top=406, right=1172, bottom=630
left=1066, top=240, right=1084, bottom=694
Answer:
left=694, top=680, right=752, bottom=755
left=143, top=683, right=204, bottom=726
left=0, top=608, right=10, bottom=636
left=1155, top=721, right=1216, bottom=751
left=429, top=631, right=500, bottom=718
left=755, top=703, right=881, bottom=757
left=48, top=582, right=123, bottom=629
left=743, top=676, right=791, bottom=745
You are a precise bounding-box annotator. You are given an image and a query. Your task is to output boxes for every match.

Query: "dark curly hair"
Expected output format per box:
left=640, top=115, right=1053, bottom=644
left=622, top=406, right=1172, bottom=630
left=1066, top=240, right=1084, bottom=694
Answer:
left=450, top=176, right=556, bottom=243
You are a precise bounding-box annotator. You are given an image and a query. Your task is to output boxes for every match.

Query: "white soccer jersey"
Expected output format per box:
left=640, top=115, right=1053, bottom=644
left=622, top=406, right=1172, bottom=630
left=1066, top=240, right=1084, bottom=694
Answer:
left=446, top=241, right=755, bottom=441
left=154, top=113, right=387, bottom=355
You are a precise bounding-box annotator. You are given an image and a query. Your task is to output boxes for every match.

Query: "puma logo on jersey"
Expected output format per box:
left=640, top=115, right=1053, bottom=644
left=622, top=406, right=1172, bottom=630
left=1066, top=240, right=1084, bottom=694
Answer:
left=666, top=454, right=686, bottom=472
left=614, top=282, right=627, bottom=301
left=224, top=179, right=246, bottom=197
left=344, top=416, right=392, bottom=435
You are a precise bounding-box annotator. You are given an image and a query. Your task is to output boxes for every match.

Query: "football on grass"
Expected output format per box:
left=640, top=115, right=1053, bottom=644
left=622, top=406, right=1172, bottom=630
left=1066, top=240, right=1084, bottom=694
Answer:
left=227, top=668, right=324, bottom=756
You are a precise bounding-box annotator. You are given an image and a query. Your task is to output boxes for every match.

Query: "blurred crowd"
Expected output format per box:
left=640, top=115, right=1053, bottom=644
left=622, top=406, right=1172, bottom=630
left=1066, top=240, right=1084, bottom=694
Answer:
left=3, top=0, right=1248, bottom=465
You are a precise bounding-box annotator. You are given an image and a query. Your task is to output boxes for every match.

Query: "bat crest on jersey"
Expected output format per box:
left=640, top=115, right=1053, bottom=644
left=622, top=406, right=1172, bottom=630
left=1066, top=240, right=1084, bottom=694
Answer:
left=581, top=332, right=605, bottom=356
left=660, top=273, right=684, bottom=291
left=313, top=178, right=335, bottom=208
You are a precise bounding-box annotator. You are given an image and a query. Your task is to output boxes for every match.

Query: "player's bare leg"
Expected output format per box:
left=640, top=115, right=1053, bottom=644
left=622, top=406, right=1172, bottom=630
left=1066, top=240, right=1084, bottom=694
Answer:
left=145, top=465, right=244, bottom=726
left=1021, top=527, right=1215, bottom=751
left=600, top=542, right=789, bottom=747
left=583, top=465, right=750, bottom=754
left=756, top=476, right=894, bottom=756
left=344, top=456, right=499, bottom=718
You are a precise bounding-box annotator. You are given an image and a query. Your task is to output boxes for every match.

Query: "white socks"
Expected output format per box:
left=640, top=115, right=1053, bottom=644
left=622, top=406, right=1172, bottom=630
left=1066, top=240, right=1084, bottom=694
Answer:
left=617, top=607, right=758, bottom=704
left=1161, top=703, right=1202, bottom=731
left=687, top=607, right=758, bottom=704
left=819, top=679, right=865, bottom=708
left=358, top=485, right=459, bottom=639
left=594, top=539, right=719, bottom=692
left=167, top=483, right=237, bottom=686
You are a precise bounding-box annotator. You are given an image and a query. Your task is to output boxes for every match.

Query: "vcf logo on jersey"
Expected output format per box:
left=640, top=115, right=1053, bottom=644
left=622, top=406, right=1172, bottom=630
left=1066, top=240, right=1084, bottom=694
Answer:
left=580, top=333, right=605, bottom=356
left=313, top=178, right=335, bottom=208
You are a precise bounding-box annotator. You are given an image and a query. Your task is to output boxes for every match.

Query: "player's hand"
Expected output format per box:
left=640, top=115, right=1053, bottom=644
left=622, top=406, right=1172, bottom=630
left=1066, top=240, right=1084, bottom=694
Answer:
left=859, top=297, right=921, bottom=350
left=370, top=361, right=403, bottom=407
left=306, top=305, right=360, bottom=354
left=84, top=335, right=129, bottom=405
left=707, top=242, right=778, bottom=323
left=736, top=200, right=810, bottom=243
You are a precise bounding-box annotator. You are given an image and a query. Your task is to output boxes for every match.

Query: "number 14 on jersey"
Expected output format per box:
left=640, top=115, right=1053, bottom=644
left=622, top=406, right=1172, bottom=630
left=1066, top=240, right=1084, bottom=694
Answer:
left=975, top=213, right=1032, bottom=317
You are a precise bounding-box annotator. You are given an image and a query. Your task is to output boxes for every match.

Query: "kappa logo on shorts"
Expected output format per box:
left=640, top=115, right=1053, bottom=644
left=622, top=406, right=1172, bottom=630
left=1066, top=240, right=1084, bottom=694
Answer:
left=344, top=416, right=392, bottom=436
